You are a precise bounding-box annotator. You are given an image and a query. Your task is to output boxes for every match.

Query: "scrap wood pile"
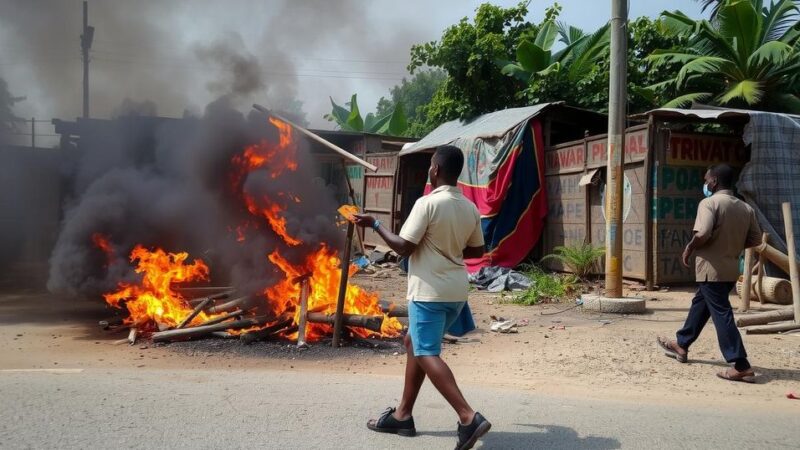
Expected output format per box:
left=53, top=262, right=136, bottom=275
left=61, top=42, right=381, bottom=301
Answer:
left=736, top=202, right=800, bottom=335
left=99, top=285, right=408, bottom=347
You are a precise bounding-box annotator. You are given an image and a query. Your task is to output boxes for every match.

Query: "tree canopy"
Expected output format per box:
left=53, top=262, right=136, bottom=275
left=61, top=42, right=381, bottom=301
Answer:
left=647, top=0, right=800, bottom=112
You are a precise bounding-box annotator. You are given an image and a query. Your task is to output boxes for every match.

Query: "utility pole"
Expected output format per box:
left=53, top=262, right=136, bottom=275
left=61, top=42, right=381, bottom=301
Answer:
left=31, top=117, right=35, bottom=148
left=80, top=1, right=94, bottom=118
left=605, top=0, right=627, bottom=298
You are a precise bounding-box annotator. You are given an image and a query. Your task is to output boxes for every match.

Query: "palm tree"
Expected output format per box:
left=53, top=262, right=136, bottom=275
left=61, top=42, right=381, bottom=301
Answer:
left=499, top=21, right=610, bottom=84
left=648, top=0, right=800, bottom=112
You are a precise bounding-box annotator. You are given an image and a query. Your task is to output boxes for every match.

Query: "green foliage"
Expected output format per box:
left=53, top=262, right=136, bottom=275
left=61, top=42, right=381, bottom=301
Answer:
left=541, top=243, right=605, bottom=279
left=375, top=70, right=446, bottom=138
left=407, top=2, right=535, bottom=129
left=509, top=265, right=577, bottom=305
left=514, top=16, right=685, bottom=113
left=325, top=93, right=408, bottom=135
left=647, top=0, right=800, bottom=112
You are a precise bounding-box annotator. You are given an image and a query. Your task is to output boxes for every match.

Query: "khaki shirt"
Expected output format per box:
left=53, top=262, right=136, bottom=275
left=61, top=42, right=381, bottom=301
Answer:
left=693, top=190, right=761, bottom=282
left=399, top=185, right=484, bottom=301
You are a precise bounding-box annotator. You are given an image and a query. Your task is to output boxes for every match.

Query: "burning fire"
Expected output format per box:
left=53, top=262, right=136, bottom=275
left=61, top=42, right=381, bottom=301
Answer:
left=267, top=245, right=403, bottom=340
left=100, top=115, right=403, bottom=342
left=337, top=204, right=359, bottom=223
left=104, top=245, right=213, bottom=328
left=243, top=195, right=302, bottom=247
left=232, top=117, right=298, bottom=180
left=92, top=233, right=115, bottom=265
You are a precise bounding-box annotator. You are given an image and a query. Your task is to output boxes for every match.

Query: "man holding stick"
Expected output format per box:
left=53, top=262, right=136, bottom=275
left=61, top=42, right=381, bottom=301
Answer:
left=657, top=164, right=762, bottom=383
left=354, top=145, right=491, bottom=450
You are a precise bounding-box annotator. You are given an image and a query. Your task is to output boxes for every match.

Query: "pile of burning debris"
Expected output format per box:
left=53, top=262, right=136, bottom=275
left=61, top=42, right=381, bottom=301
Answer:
left=97, top=240, right=408, bottom=348
left=81, top=109, right=408, bottom=349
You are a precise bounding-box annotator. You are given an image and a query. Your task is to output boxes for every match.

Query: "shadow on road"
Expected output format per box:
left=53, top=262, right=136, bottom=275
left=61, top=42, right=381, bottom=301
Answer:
left=420, top=423, right=621, bottom=449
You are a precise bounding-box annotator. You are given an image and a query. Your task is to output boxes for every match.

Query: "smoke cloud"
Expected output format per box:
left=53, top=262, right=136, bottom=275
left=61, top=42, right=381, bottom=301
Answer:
left=46, top=98, right=344, bottom=297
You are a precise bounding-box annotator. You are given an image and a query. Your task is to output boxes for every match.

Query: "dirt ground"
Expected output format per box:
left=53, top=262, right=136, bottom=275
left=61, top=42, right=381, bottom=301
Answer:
left=1, top=268, right=799, bottom=412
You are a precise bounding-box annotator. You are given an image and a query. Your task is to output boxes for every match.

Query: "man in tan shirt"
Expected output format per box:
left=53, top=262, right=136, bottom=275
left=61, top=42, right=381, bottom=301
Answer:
left=355, top=145, right=490, bottom=450
left=658, top=164, right=761, bottom=383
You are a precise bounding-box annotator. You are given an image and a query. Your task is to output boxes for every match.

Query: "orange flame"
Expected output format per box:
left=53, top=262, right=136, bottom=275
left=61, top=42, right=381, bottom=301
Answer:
left=265, top=244, right=403, bottom=341
left=103, top=245, right=214, bottom=328
left=243, top=195, right=302, bottom=246
left=232, top=117, right=298, bottom=180
left=337, top=204, right=359, bottom=223
left=92, top=233, right=115, bottom=265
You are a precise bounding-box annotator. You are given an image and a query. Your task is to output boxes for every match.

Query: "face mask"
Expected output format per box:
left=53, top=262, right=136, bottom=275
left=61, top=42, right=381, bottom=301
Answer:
left=703, top=183, right=713, bottom=198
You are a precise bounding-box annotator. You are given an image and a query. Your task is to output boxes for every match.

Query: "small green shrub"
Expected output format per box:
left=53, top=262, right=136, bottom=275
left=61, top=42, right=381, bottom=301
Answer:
left=541, top=243, right=605, bottom=279
left=510, top=265, right=578, bottom=305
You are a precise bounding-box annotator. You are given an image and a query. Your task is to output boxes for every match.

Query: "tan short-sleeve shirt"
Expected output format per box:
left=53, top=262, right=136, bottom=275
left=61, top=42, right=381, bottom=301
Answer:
left=693, top=190, right=761, bottom=282
left=399, top=185, right=484, bottom=301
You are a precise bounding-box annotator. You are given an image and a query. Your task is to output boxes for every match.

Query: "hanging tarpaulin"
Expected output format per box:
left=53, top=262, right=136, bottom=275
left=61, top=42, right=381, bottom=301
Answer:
left=422, top=119, right=547, bottom=272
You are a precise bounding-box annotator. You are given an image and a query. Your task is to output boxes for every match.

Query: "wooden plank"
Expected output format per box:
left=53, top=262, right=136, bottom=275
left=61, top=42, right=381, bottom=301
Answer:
left=666, top=132, right=747, bottom=167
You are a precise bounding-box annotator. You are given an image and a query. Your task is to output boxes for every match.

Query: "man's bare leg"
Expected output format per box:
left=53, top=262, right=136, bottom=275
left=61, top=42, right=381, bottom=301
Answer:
left=394, top=334, right=426, bottom=421
left=416, top=355, right=475, bottom=424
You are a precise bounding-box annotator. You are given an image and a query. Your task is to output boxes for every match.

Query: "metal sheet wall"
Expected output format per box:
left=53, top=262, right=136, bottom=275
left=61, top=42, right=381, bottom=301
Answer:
left=542, top=125, right=649, bottom=279
left=651, top=130, right=748, bottom=284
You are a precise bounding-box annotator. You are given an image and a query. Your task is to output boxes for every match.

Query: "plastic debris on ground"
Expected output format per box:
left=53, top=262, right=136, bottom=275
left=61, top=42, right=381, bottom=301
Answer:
left=489, top=315, right=529, bottom=334
left=468, top=266, right=532, bottom=292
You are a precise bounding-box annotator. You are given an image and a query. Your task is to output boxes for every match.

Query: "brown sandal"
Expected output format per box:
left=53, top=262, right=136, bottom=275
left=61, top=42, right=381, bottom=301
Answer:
left=716, top=367, right=756, bottom=383
left=656, top=337, right=687, bottom=363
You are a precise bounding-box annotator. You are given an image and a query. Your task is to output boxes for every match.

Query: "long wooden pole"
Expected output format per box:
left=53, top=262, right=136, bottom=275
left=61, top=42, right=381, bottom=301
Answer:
left=782, top=202, right=800, bottom=325
left=297, top=278, right=310, bottom=348
left=740, top=247, right=754, bottom=312
left=604, top=0, right=628, bottom=298
left=308, top=312, right=384, bottom=333
left=744, top=321, right=800, bottom=334
left=252, top=104, right=378, bottom=172
left=332, top=222, right=355, bottom=347
left=736, top=307, right=793, bottom=327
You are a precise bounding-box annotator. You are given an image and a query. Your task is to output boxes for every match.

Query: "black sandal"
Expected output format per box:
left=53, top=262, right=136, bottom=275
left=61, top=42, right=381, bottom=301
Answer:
left=367, top=407, right=416, bottom=437
left=455, top=412, right=491, bottom=450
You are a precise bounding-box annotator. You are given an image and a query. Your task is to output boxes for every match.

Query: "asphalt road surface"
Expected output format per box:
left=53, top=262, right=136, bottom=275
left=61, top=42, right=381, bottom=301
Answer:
left=1, top=368, right=797, bottom=449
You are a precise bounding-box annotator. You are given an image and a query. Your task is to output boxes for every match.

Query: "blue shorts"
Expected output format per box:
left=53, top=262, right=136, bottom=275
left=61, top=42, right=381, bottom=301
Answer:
left=408, top=300, right=466, bottom=356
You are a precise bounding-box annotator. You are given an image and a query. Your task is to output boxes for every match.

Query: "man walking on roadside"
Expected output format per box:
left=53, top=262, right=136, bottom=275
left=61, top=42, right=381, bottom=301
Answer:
left=354, top=145, right=491, bottom=450
left=657, top=163, right=762, bottom=383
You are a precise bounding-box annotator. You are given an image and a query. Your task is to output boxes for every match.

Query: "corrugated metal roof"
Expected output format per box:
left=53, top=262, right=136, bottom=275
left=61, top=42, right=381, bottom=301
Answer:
left=631, top=105, right=800, bottom=122
left=399, top=103, right=558, bottom=155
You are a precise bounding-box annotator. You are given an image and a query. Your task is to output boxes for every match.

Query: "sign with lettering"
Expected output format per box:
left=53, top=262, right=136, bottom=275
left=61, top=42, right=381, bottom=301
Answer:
left=545, top=144, right=584, bottom=175
left=587, top=128, right=648, bottom=168
left=666, top=132, right=747, bottom=167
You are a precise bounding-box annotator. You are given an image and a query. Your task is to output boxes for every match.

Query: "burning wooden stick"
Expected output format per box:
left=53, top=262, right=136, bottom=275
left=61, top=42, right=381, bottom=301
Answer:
left=151, top=316, right=268, bottom=343
left=128, top=328, right=138, bottom=345
left=239, top=315, right=294, bottom=345
left=251, top=104, right=378, bottom=172
left=332, top=221, right=355, bottom=348
left=380, top=302, right=409, bottom=318
left=193, top=309, right=244, bottom=328
left=177, top=291, right=231, bottom=329
left=206, top=295, right=250, bottom=314
left=295, top=274, right=312, bottom=348
left=307, top=312, right=384, bottom=333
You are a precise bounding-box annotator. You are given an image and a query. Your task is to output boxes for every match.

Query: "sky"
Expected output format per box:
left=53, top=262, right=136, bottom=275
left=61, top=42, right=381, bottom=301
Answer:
left=0, top=0, right=705, bottom=146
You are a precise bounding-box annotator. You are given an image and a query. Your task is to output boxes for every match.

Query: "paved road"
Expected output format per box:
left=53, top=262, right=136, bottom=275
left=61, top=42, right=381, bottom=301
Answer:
left=0, top=368, right=797, bottom=449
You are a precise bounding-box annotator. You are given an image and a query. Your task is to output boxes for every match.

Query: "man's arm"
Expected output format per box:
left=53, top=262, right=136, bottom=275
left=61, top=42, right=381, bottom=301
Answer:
left=352, top=215, right=418, bottom=257
left=682, top=200, right=714, bottom=267
left=744, top=209, right=762, bottom=248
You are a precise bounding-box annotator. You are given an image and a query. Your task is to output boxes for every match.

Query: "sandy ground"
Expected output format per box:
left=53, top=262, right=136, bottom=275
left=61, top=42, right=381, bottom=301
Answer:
left=1, top=269, right=799, bottom=412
